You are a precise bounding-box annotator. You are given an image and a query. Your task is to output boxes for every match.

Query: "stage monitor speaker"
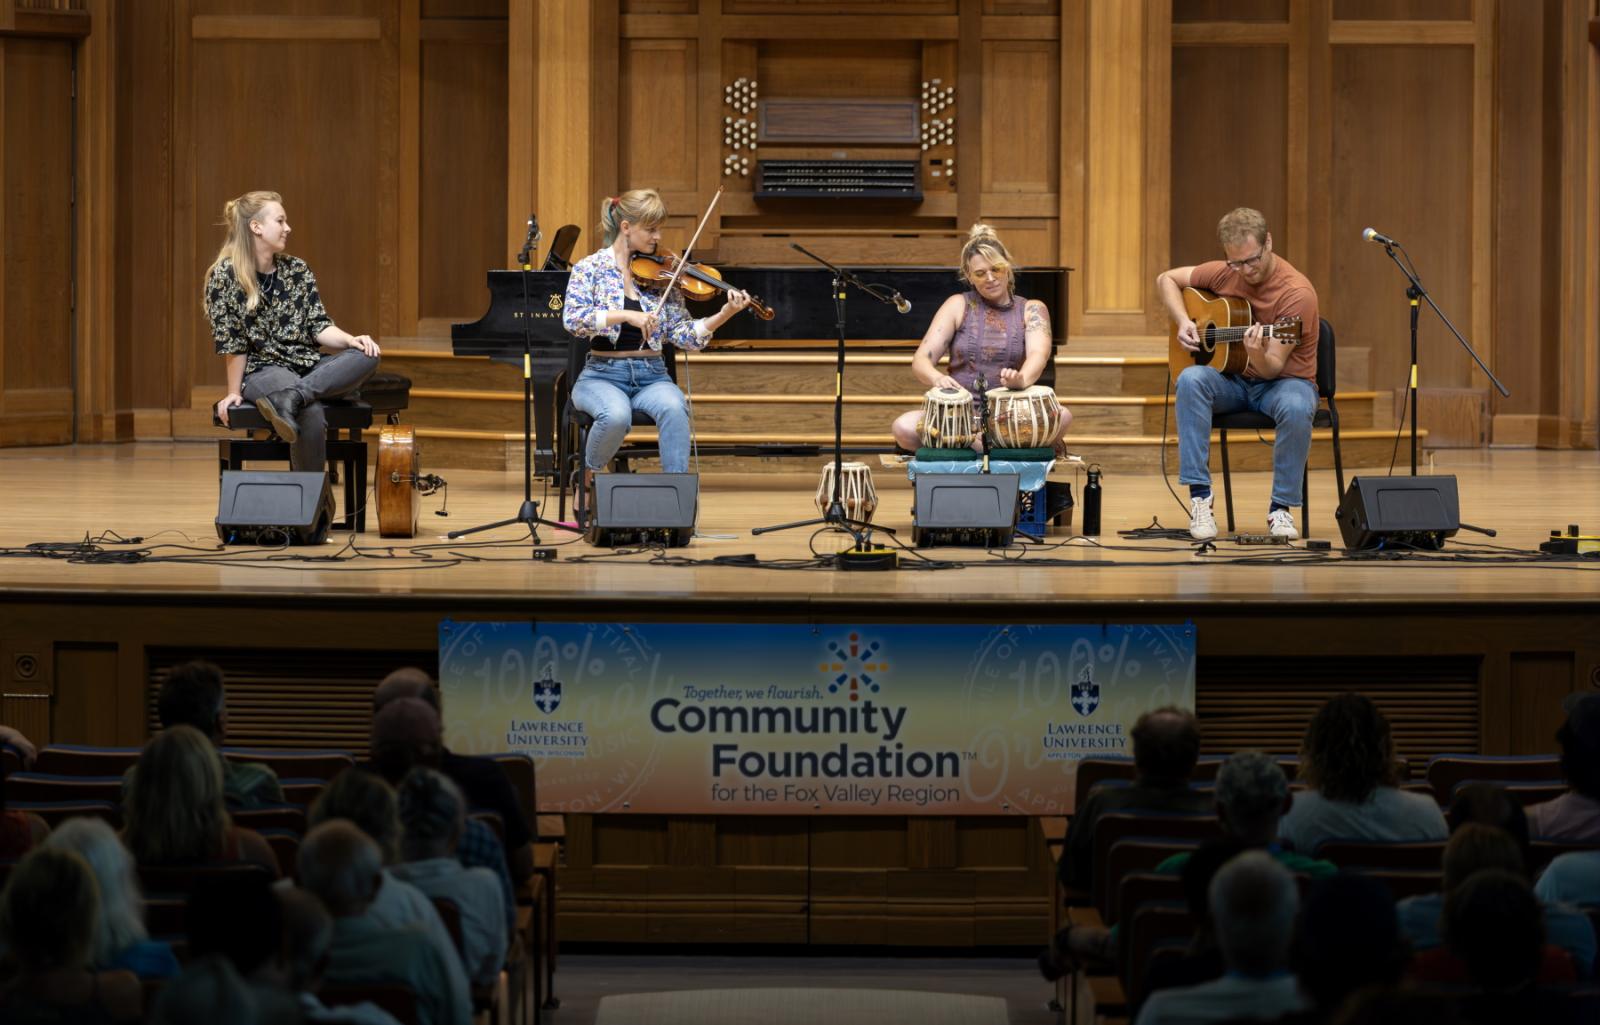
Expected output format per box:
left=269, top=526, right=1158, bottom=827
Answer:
left=587, top=472, right=698, bottom=548
left=1336, top=474, right=1460, bottom=551
left=911, top=473, right=1020, bottom=548
left=216, top=470, right=335, bottom=545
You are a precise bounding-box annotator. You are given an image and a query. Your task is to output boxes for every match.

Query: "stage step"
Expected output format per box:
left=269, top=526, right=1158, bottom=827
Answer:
left=404, top=386, right=1393, bottom=436
left=415, top=425, right=1423, bottom=475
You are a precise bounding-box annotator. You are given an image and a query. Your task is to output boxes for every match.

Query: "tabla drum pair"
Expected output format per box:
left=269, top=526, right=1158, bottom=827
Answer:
left=917, top=384, right=1063, bottom=450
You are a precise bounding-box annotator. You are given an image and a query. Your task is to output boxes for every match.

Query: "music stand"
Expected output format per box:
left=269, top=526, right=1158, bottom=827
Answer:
left=753, top=244, right=900, bottom=557
left=447, top=216, right=582, bottom=546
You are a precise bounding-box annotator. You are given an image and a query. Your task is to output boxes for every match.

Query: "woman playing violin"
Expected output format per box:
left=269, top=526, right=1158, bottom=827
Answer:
left=890, top=223, right=1071, bottom=451
left=562, top=188, right=751, bottom=490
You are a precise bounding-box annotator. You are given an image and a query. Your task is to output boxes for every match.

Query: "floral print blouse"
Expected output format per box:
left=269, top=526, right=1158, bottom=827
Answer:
left=205, top=254, right=334, bottom=375
left=561, top=247, right=711, bottom=352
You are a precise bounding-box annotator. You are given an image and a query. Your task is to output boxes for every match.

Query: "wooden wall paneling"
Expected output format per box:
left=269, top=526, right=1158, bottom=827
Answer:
left=694, top=7, right=721, bottom=253
left=417, top=17, right=507, bottom=323
left=1506, top=652, right=1575, bottom=755
left=376, top=1, right=401, bottom=338
left=187, top=31, right=384, bottom=399
left=171, top=0, right=195, bottom=413
left=1559, top=1, right=1600, bottom=448
left=1488, top=0, right=1549, bottom=427
left=1174, top=0, right=1288, bottom=20
left=1081, top=0, right=1146, bottom=332
left=620, top=37, right=697, bottom=192
left=398, top=0, right=419, bottom=332
left=1167, top=46, right=1290, bottom=271
left=1059, top=0, right=1084, bottom=340
left=74, top=0, right=121, bottom=443
left=0, top=36, right=74, bottom=446
left=956, top=0, right=981, bottom=231
left=756, top=39, right=921, bottom=99
left=1286, top=1, right=1309, bottom=273
left=1333, top=0, right=1470, bottom=19
left=1469, top=0, right=1495, bottom=410
left=116, top=0, right=175, bottom=437
left=535, top=1, right=595, bottom=255
left=505, top=0, right=534, bottom=267
left=1305, top=0, right=1333, bottom=300
left=1143, top=0, right=1171, bottom=335
left=978, top=39, right=1057, bottom=196
left=590, top=0, right=619, bottom=257
left=1327, top=44, right=1475, bottom=398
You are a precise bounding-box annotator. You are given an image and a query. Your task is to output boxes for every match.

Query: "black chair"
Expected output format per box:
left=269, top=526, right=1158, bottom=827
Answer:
left=1215, top=317, right=1345, bottom=536
left=555, top=341, right=680, bottom=524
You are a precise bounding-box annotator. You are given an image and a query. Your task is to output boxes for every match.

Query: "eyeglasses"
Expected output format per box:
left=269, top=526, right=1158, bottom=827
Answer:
left=1225, top=246, right=1268, bottom=272
left=969, top=268, right=1006, bottom=283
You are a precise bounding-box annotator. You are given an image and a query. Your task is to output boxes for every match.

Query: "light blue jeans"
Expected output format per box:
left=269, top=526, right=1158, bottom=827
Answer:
left=1175, top=365, right=1317, bottom=509
left=571, top=355, right=691, bottom=472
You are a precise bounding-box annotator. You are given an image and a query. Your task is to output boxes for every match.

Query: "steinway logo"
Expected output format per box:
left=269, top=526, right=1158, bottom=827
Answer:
left=512, top=295, right=562, bottom=321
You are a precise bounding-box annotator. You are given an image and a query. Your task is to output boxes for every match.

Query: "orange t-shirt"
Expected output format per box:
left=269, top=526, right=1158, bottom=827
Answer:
left=1189, top=255, right=1320, bottom=382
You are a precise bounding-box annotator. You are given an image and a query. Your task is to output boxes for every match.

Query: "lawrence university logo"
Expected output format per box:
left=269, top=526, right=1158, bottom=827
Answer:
left=533, top=664, right=563, bottom=715
left=1071, top=665, right=1100, bottom=717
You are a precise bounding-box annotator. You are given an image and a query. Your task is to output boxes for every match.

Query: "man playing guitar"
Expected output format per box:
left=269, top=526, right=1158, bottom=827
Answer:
left=1157, top=207, right=1321, bottom=541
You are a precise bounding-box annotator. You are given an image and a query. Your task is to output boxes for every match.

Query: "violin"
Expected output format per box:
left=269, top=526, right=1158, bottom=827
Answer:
left=629, top=250, right=776, bottom=321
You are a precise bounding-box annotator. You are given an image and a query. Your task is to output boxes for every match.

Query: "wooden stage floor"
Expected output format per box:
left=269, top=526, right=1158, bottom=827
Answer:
left=2, top=442, right=1598, bottom=610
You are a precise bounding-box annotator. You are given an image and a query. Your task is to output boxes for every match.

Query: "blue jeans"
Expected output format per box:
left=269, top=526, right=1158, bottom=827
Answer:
left=1175, top=366, right=1317, bottom=509
left=571, top=355, right=691, bottom=472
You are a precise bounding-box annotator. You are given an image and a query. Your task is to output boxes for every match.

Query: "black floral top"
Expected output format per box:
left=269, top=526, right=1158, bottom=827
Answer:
left=205, top=254, right=334, bottom=375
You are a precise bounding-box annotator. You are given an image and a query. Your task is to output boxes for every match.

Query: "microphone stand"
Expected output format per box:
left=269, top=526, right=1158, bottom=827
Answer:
left=1374, top=240, right=1507, bottom=538
left=752, top=244, right=898, bottom=564
left=447, top=216, right=582, bottom=548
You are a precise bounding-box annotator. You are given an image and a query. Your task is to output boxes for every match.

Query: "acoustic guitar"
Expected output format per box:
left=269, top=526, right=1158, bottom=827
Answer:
left=1168, top=287, right=1301, bottom=378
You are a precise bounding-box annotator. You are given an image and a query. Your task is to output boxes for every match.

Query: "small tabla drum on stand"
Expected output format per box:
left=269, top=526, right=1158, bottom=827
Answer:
left=918, top=386, right=978, bottom=449
left=815, top=461, right=879, bottom=524
left=376, top=424, right=421, bottom=538
left=986, top=385, right=1063, bottom=449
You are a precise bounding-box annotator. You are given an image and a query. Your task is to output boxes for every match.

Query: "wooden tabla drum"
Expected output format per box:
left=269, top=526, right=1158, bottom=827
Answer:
left=918, top=386, right=977, bottom=448
left=815, top=461, right=878, bottom=524
left=376, top=424, right=421, bottom=538
left=985, top=385, right=1063, bottom=449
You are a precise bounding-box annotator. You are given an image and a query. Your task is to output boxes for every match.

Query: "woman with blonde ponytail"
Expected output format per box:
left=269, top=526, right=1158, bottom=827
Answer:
left=561, top=188, right=751, bottom=502
left=890, top=223, right=1070, bottom=451
left=205, top=191, right=380, bottom=472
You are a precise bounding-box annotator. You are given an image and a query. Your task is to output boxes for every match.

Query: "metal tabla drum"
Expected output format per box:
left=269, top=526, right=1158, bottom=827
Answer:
left=918, top=386, right=978, bottom=448
left=815, top=461, right=878, bottom=524
left=985, top=384, right=1063, bottom=449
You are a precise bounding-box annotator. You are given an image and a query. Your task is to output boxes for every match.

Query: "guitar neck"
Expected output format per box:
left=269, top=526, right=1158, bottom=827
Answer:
left=1207, top=325, right=1296, bottom=341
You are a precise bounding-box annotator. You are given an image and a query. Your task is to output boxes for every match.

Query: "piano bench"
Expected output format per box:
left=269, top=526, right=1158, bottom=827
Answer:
left=213, top=398, right=373, bottom=534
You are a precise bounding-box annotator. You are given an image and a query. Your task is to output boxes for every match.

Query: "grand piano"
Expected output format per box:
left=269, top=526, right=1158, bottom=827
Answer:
left=451, top=265, right=1070, bottom=476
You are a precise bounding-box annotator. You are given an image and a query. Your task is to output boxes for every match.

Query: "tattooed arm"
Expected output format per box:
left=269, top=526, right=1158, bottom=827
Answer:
left=1003, top=299, right=1054, bottom=388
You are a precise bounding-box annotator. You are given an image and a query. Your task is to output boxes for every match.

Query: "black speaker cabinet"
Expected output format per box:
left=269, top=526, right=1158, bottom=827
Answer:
left=587, top=472, right=698, bottom=548
left=216, top=471, right=335, bottom=545
left=1337, top=474, right=1460, bottom=551
left=911, top=473, right=1020, bottom=548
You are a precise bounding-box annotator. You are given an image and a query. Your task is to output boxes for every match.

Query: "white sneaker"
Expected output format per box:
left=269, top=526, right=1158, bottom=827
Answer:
left=1268, top=507, right=1299, bottom=540
left=1189, top=495, right=1218, bottom=541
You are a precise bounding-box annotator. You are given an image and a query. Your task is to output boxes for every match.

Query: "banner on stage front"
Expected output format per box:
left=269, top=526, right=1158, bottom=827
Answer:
left=438, top=621, right=1195, bottom=815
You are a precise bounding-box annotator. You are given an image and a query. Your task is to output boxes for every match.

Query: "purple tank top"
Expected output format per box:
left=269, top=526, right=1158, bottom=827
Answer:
left=947, top=291, right=1028, bottom=392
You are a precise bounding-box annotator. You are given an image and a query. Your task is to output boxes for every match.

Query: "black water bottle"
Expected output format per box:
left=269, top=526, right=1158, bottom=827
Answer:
left=1083, top=465, right=1103, bottom=536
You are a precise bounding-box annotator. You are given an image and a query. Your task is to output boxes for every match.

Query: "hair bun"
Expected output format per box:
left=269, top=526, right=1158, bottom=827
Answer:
left=967, top=222, right=998, bottom=242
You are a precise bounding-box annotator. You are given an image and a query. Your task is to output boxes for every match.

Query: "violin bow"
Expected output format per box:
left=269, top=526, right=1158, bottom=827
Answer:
left=645, top=187, right=724, bottom=346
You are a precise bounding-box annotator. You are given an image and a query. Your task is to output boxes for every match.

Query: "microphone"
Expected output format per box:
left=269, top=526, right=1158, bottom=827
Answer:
left=1362, top=227, right=1399, bottom=247
left=517, top=214, right=538, bottom=267
left=891, top=291, right=912, bottom=315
